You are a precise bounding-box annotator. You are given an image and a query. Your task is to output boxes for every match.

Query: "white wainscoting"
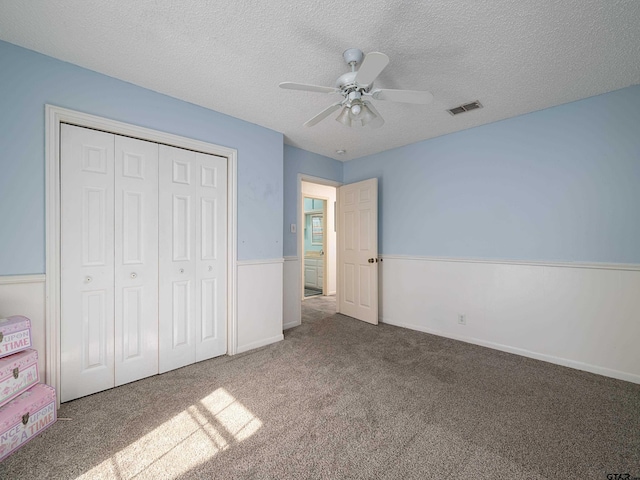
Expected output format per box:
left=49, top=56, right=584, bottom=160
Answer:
left=0, top=275, right=47, bottom=377
left=379, top=256, right=640, bottom=384
left=236, top=259, right=284, bottom=353
left=283, top=256, right=301, bottom=330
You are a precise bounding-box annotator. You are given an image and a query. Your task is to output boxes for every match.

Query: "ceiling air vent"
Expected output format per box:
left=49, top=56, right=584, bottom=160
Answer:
left=447, top=101, right=483, bottom=116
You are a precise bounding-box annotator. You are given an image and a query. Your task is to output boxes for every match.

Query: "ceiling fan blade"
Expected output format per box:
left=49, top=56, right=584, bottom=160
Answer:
left=279, top=82, right=339, bottom=94
left=372, top=88, right=434, bottom=104
left=363, top=101, right=384, bottom=129
left=304, top=103, right=343, bottom=127
left=354, top=52, right=389, bottom=86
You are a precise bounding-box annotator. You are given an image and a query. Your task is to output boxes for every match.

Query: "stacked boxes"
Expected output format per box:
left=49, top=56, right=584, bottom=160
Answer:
left=0, top=349, right=39, bottom=405
left=0, top=316, right=57, bottom=461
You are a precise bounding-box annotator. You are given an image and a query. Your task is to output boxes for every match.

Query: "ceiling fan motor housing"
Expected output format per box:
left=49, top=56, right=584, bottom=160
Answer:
left=343, top=48, right=364, bottom=66
left=336, top=71, right=372, bottom=97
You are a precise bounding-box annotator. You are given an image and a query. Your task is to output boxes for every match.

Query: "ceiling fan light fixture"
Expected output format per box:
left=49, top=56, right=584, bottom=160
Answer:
left=336, top=106, right=352, bottom=127
left=359, top=104, right=377, bottom=126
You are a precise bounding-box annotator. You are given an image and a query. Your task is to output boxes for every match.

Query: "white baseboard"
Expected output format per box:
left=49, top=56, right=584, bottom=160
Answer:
left=283, top=321, right=301, bottom=330
left=236, top=334, right=284, bottom=354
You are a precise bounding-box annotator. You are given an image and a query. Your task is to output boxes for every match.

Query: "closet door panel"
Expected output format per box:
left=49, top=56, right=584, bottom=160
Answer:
left=195, top=153, right=227, bottom=361
left=114, top=136, right=159, bottom=386
left=60, top=124, right=115, bottom=403
left=159, top=145, right=197, bottom=373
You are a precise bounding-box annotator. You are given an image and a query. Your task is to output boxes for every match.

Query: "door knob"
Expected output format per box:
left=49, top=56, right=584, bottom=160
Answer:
left=208, top=266, right=213, bottom=271
left=85, top=276, right=92, bottom=283
left=368, top=258, right=375, bottom=263
left=179, top=268, right=185, bottom=274
left=130, top=272, right=137, bottom=279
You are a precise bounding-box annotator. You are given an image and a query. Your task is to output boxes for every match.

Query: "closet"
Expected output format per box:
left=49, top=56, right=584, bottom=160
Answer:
left=59, top=124, right=227, bottom=402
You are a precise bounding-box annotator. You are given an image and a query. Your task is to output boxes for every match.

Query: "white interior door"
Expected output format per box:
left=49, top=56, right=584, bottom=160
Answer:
left=159, top=146, right=227, bottom=372
left=60, top=124, right=115, bottom=402
left=337, top=178, right=378, bottom=324
left=114, top=135, right=159, bottom=386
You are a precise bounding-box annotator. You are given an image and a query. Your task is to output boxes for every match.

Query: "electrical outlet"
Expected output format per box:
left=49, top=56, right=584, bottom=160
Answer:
left=458, top=314, right=466, bottom=325
left=290, top=224, right=297, bottom=233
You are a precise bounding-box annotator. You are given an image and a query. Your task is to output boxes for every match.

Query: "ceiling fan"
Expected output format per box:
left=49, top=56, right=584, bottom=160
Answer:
left=279, top=48, right=433, bottom=128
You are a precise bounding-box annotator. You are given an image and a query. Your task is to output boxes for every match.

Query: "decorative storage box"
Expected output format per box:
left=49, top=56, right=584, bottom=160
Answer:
left=0, top=349, right=39, bottom=408
left=0, top=383, right=56, bottom=461
left=0, top=316, right=32, bottom=359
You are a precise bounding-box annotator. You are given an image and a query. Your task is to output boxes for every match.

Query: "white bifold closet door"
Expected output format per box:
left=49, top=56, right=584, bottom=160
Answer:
left=158, top=145, right=227, bottom=373
left=60, top=124, right=159, bottom=402
left=60, top=124, right=227, bottom=403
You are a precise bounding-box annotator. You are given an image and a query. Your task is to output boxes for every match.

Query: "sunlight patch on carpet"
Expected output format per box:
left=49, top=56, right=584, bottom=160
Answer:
left=78, top=388, right=262, bottom=479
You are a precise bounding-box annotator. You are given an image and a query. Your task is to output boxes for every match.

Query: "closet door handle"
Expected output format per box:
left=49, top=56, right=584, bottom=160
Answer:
left=130, top=272, right=137, bottom=279
left=85, top=276, right=93, bottom=283
left=208, top=266, right=213, bottom=272
left=179, top=268, right=185, bottom=274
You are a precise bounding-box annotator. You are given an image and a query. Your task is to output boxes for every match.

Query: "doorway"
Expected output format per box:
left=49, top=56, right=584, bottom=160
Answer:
left=300, top=181, right=337, bottom=306
left=303, top=196, right=325, bottom=297
left=285, top=174, right=378, bottom=330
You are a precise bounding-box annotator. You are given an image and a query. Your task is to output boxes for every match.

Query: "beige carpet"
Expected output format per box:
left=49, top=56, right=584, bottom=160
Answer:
left=1, top=296, right=638, bottom=479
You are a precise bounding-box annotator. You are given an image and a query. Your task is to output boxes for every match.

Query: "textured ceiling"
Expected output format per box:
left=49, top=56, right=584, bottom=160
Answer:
left=0, top=1, right=639, bottom=161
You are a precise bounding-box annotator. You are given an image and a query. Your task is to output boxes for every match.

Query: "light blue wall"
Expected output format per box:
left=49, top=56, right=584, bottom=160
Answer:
left=0, top=41, right=283, bottom=275
left=344, top=85, right=640, bottom=264
left=283, top=145, right=342, bottom=257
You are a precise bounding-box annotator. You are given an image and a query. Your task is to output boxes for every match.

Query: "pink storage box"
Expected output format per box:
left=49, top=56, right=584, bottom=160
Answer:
left=0, top=349, right=39, bottom=408
left=0, top=316, right=32, bottom=359
left=0, top=383, right=56, bottom=461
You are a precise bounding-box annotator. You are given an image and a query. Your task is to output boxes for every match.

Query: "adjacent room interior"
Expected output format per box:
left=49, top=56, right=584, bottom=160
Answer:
left=0, top=1, right=638, bottom=478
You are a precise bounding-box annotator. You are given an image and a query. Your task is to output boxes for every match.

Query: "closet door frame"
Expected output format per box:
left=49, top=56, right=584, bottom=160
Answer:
left=45, top=105, right=238, bottom=407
